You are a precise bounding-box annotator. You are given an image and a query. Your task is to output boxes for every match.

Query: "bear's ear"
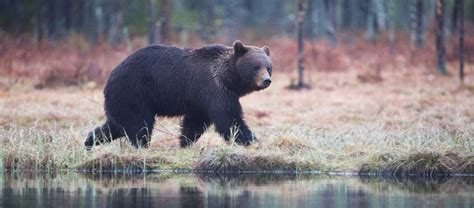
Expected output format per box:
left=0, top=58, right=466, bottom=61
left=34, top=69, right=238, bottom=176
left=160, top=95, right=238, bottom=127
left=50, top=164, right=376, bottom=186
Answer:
left=233, top=40, right=248, bottom=55
left=262, top=46, right=270, bottom=56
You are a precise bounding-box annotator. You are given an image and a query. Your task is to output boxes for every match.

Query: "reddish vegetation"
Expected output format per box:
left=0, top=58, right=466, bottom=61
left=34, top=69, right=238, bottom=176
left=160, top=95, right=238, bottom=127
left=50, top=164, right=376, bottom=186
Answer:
left=266, top=32, right=473, bottom=73
left=0, top=32, right=472, bottom=88
left=0, top=36, right=134, bottom=88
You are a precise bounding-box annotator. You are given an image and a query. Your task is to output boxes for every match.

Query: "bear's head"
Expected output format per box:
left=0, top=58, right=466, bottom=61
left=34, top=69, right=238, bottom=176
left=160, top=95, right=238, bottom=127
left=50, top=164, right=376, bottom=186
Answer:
left=225, top=40, right=272, bottom=96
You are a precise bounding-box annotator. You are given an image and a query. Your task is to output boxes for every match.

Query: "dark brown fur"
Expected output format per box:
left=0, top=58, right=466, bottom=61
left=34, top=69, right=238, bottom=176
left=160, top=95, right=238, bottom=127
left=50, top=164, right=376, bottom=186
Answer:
left=85, top=41, right=272, bottom=149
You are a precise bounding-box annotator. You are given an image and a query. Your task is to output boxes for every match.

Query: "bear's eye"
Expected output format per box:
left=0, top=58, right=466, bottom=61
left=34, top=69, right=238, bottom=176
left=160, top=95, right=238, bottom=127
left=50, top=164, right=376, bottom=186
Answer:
left=254, top=66, right=260, bottom=71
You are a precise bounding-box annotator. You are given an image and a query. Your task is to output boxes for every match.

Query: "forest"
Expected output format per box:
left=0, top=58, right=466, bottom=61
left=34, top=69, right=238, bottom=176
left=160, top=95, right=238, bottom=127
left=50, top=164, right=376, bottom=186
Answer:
left=0, top=0, right=473, bottom=176
left=0, top=0, right=472, bottom=86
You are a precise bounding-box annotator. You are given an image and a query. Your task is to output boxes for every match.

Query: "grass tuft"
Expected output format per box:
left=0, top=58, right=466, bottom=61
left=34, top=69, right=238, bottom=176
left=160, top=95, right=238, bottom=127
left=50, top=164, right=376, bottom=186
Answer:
left=359, top=152, right=474, bottom=176
left=3, top=148, right=57, bottom=171
left=459, top=155, right=474, bottom=174
left=195, top=145, right=315, bottom=172
left=195, top=147, right=251, bottom=172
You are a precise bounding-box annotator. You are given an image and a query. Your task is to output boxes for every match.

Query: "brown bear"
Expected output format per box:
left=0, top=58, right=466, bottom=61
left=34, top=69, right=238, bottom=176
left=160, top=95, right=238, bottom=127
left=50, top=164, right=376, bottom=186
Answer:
left=85, top=40, right=272, bottom=149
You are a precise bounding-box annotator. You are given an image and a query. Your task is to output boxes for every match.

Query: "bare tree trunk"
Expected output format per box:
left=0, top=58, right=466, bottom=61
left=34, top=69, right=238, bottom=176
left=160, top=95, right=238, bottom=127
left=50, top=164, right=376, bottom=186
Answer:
left=365, top=0, right=376, bottom=42
left=222, top=0, right=244, bottom=45
left=324, top=0, right=337, bottom=45
left=342, top=0, right=352, bottom=29
left=297, top=0, right=306, bottom=88
left=47, top=0, right=57, bottom=40
left=107, top=0, right=123, bottom=46
left=197, top=0, right=216, bottom=43
left=95, top=0, right=104, bottom=42
left=451, top=0, right=460, bottom=32
left=102, top=0, right=112, bottom=39
left=62, top=0, right=72, bottom=35
left=147, top=0, right=157, bottom=44
left=206, top=2, right=216, bottom=41
left=341, top=0, right=355, bottom=43
left=36, top=0, right=45, bottom=42
left=436, top=0, right=447, bottom=75
left=387, top=0, right=396, bottom=52
left=72, top=1, right=85, bottom=34
left=85, top=0, right=99, bottom=43
left=373, top=0, right=386, bottom=30
left=11, top=0, right=23, bottom=34
left=411, top=0, right=424, bottom=48
left=305, top=0, right=315, bottom=41
left=415, top=0, right=424, bottom=48
left=160, top=0, right=172, bottom=44
left=457, top=0, right=464, bottom=82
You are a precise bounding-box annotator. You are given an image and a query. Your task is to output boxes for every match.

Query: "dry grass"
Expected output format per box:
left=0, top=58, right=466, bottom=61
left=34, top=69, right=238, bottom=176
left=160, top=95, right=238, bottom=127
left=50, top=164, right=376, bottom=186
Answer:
left=359, top=152, right=473, bottom=176
left=1, top=67, right=473, bottom=175
left=195, top=145, right=314, bottom=172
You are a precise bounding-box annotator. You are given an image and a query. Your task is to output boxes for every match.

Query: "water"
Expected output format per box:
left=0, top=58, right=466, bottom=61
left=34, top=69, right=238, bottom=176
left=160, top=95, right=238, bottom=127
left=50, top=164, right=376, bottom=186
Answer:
left=0, top=173, right=472, bottom=208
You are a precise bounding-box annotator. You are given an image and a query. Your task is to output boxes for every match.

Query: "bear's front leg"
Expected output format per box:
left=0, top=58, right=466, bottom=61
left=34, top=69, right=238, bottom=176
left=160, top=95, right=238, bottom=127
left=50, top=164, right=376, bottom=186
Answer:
left=179, top=113, right=211, bottom=148
left=210, top=101, right=256, bottom=146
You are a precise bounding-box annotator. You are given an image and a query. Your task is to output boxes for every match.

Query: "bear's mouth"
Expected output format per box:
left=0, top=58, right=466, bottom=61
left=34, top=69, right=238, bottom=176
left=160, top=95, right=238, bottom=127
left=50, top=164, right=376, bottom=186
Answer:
left=256, top=84, right=270, bottom=91
left=255, top=68, right=272, bottom=91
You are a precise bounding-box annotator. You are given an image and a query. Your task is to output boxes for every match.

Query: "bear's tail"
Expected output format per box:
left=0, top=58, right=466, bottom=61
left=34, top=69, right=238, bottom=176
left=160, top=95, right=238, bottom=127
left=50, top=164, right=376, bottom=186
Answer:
left=84, top=123, right=122, bottom=150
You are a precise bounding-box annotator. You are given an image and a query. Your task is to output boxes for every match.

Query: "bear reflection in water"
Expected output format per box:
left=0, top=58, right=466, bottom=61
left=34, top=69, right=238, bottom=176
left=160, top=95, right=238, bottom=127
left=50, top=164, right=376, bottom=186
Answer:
left=1, top=173, right=472, bottom=208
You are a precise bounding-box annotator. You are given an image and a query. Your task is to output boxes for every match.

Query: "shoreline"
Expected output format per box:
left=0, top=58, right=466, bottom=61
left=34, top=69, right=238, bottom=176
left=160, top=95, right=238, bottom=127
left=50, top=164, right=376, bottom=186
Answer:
left=3, top=151, right=473, bottom=177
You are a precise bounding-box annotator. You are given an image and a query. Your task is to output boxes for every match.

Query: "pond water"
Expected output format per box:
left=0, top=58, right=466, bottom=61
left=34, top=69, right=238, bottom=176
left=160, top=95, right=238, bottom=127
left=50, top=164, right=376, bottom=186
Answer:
left=0, top=173, right=472, bottom=208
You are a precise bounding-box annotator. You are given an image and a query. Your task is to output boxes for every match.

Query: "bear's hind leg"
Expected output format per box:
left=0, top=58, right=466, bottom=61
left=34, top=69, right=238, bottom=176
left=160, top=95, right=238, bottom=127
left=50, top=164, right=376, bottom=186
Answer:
left=179, top=113, right=210, bottom=148
left=85, top=121, right=124, bottom=150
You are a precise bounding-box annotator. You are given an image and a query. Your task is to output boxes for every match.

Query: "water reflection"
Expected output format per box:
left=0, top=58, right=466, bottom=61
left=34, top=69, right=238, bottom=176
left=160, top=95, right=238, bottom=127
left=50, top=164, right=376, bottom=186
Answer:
left=1, top=172, right=472, bottom=208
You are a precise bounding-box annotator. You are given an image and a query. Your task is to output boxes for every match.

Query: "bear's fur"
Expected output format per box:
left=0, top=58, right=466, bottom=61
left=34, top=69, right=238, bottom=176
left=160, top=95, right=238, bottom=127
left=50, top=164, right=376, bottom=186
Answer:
left=85, top=40, right=272, bottom=149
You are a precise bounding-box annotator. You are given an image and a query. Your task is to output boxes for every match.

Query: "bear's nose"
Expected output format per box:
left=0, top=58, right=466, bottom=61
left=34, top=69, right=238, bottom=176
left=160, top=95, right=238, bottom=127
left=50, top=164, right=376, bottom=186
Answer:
left=262, top=78, right=272, bottom=87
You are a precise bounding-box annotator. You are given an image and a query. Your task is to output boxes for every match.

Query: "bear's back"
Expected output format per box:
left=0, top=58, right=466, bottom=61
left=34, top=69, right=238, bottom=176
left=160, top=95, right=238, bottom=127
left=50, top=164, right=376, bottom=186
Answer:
left=104, top=44, right=228, bottom=117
